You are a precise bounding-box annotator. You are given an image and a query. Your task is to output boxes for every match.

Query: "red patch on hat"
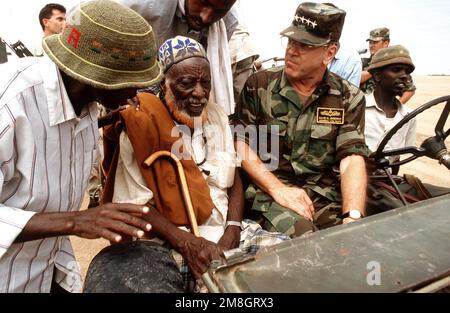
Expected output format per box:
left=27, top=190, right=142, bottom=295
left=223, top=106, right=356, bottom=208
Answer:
left=67, top=25, right=81, bottom=49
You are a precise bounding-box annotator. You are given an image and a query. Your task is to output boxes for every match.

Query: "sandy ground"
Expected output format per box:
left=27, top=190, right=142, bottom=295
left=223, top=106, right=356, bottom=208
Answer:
left=71, top=75, right=450, bottom=281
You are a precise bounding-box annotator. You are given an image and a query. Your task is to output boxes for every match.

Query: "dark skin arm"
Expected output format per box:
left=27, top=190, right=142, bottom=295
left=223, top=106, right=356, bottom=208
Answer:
left=361, top=70, right=372, bottom=84
left=217, top=169, right=244, bottom=250
left=142, top=207, right=224, bottom=279
left=15, top=203, right=152, bottom=243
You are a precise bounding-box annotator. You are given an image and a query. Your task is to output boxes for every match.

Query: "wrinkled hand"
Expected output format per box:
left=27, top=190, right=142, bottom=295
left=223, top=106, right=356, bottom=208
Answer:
left=269, top=186, right=314, bottom=221
left=218, top=226, right=241, bottom=251
left=176, top=236, right=225, bottom=279
left=66, top=203, right=152, bottom=243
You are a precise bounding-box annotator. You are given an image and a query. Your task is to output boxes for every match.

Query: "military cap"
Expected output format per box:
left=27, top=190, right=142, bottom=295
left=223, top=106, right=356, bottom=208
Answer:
left=280, top=2, right=346, bottom=46
left=366, top=27, right=390, bottom=42
left=367, top=45, right=415, bottom=73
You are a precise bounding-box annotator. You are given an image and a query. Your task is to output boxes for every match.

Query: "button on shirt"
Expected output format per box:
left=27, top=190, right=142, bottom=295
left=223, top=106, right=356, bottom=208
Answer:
left=0, top=56, right=99, bottom=292
left=364, top=93, right=417, bottom=161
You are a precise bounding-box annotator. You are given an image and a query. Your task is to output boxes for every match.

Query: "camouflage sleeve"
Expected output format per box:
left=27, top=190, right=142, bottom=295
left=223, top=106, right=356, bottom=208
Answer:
left=335, top=84, right=370, bottom=160
left=229, top=75, right=261, bottom=145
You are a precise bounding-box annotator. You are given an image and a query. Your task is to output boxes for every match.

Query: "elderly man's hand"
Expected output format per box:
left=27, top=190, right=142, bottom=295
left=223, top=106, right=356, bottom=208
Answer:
left=176, top=236, right=225, bottom=279
left=218, top=225, right=241, bottom=250
left=269, top=186, right=315, bottom=221
left=66, top=203, right=152, bottom=243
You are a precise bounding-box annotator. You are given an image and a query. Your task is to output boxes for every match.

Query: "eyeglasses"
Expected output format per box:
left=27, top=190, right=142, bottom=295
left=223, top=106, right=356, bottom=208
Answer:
left=281, top=36, right=328, bottom=52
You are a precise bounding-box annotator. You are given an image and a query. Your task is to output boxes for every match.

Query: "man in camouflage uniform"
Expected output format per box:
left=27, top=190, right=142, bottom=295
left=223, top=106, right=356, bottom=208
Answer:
left=360, top=27, right=416, bottom=104
left=231, top=2, right=369, bottom=237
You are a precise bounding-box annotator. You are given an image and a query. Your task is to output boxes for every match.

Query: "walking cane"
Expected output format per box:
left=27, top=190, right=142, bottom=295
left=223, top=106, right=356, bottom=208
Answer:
left=143, top=151, right=219, bottom=292
left=143, top=151, right=200, bottom=236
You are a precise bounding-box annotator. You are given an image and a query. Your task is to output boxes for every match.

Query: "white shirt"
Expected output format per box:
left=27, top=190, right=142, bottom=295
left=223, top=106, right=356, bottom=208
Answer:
left=119, top=0, right=235, bottom=115
left=113, top=101, right=239, bottom=243
left=0, top=56, right=99, bottom=292
left=364, top=93, right=417, bottom=161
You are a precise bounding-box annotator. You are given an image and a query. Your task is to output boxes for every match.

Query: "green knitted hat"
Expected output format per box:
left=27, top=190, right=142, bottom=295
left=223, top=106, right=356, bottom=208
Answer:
left=367, top=45, right=415, bottom=73
left=43, top=0, right=163, bottom=90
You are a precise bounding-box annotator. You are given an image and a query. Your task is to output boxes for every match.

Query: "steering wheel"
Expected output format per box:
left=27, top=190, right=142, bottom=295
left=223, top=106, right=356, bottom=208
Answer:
left=372, top=95, right=450, bottom=170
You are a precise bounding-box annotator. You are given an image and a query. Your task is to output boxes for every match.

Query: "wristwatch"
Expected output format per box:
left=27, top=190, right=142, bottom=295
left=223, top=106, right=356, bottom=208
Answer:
left=341, top=209, right=363, bottom=220
left=225, top=221, right=242, bottom=229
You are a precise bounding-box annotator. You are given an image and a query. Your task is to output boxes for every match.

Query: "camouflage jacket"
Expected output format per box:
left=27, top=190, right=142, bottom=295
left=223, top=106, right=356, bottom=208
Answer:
left=231, top=66, right=369, bottom=203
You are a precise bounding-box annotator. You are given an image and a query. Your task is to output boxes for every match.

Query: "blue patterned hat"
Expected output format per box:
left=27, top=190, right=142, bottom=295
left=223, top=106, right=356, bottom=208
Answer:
left=158, top=36, right=208, bottom=73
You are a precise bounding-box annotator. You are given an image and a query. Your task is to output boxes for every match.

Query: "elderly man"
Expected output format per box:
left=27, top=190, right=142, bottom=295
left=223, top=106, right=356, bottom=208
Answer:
left=231, top=2, right=369, bottom=238
left=85, top=36, right=286, bottom=292
left=0, top=0, right=160, bottom=293
left=119, top=0, right=239, bottom=115
left=360, top=27, right=416, bottom=104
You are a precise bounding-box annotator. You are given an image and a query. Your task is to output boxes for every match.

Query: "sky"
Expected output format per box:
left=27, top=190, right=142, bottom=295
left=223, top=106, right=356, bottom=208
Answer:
left=1, top=0, right=450, bottom=74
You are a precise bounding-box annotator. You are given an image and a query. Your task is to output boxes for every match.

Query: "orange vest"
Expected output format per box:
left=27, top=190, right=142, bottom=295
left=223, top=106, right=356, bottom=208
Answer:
left=102, top=92, right=213, bottom=226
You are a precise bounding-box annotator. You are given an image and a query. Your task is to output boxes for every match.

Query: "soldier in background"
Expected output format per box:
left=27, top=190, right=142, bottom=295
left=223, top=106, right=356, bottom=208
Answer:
left=231, top=2, right=369, bottom=238
left=360, top=27, right=416, bottom=104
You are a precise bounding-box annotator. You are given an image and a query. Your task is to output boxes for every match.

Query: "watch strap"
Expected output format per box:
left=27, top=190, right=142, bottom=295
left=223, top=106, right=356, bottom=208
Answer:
left=225, top=221, right=242, bottom=229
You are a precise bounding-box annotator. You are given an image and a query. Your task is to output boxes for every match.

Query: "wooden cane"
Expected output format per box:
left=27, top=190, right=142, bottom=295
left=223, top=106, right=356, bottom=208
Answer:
left=143, top=151, right=200, bottom=237
left=144, top=151, right=220, bottom=292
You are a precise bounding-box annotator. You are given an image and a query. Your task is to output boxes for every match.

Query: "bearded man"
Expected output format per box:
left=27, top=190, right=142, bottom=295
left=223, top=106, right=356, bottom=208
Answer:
left=84, top=36, right=287, bottom=293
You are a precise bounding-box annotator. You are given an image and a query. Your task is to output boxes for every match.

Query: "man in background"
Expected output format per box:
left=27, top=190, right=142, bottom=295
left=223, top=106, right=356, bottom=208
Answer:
left=360, top=27, right=415, bottom=104
left=119, top=0, right=238, bottom=115
left=33, top=3, right=66, bottom=56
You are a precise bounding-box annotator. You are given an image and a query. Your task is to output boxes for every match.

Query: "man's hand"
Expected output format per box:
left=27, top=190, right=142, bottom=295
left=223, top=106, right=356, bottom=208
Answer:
left=269, top=186, right=315, bottom=221
left=218, top=225, right=241, bottom=250
left=66, top=203, right=152, bottom=243
left=342, top=217, right=357, bottom=224
left=176, top=236, right=224, bottom=279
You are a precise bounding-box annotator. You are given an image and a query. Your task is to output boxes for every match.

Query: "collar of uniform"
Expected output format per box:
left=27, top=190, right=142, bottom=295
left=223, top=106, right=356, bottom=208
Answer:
left=38, top=55, right=79, bottom=126
left=276, top=69, right=334, bottom=95
left=276, top=68, right=334, bottom=109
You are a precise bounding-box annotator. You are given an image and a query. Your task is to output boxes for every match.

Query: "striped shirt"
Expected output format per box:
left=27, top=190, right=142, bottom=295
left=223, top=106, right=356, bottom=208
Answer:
left=0, top=56, right=99, bottom=292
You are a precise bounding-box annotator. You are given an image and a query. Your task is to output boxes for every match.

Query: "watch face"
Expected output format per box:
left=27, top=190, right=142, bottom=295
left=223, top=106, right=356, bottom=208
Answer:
left=349, top=210, right=362, bottom=219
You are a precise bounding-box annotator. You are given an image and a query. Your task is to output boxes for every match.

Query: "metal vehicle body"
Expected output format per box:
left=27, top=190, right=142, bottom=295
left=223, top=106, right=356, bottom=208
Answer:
left=204, top=96, right=450, bottom=293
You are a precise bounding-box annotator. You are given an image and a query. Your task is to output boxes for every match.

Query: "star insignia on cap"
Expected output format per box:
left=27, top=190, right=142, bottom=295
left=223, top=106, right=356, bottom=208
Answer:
left=294, top=15, right=317, bottom=29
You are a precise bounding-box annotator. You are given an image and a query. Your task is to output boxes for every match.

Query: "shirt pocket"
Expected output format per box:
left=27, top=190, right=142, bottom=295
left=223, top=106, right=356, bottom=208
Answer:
left=267, top=119, right=287, bottom=137
left=307, top=123, right=338, bottom=168
left=310, top=123, right=337, bottom=140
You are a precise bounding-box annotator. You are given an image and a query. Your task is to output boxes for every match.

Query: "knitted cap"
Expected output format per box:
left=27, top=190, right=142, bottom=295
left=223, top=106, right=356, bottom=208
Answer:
left=43, top=0, right=163, bottom=90
left=158, top=36, right=208, bottom=73
left=367, top=45, right=415, bottom=73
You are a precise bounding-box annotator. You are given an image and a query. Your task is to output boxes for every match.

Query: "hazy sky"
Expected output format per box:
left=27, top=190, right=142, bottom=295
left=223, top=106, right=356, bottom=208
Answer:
left=1, top=0, right=450, bottom=74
